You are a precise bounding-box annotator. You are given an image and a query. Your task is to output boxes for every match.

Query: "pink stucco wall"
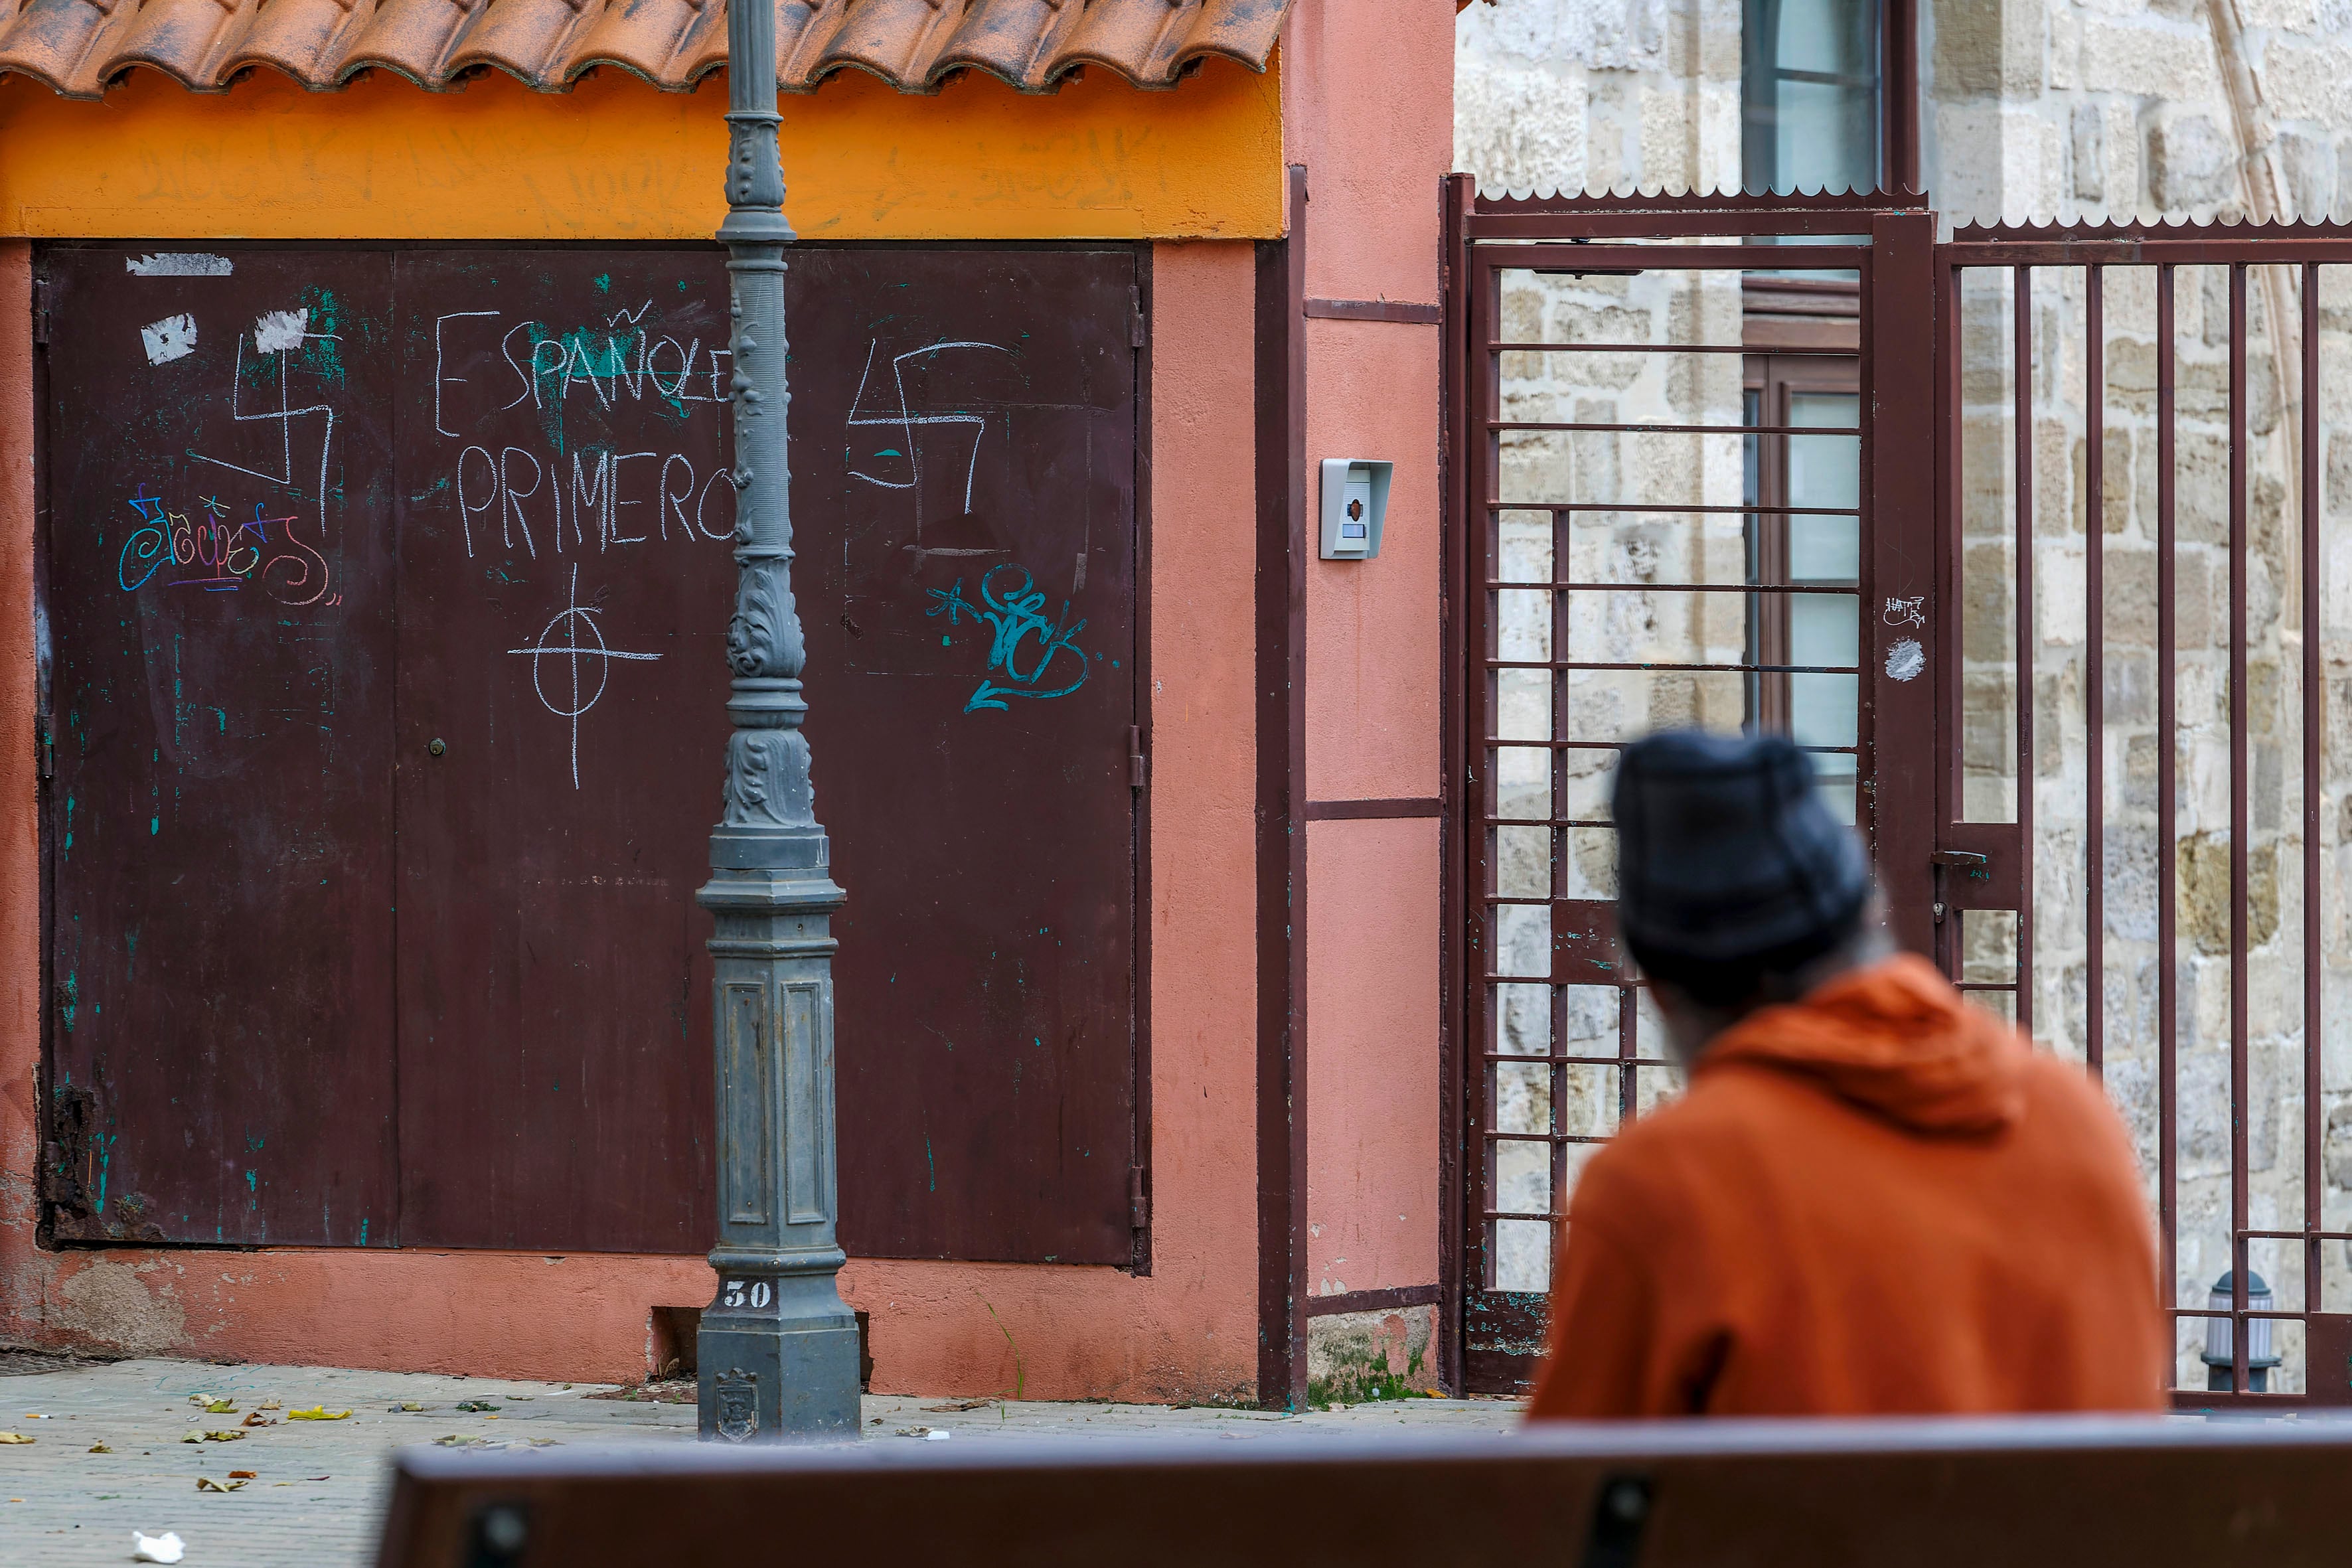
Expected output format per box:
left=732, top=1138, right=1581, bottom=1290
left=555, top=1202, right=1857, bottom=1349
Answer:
left=0, top=244, right=37, bottom=1334
left=1282, top=1, right=1456, bottom=1304
left=1305, top=819, right=1443, bottom=1297
left=0, top=242, right=1264, bottom=1402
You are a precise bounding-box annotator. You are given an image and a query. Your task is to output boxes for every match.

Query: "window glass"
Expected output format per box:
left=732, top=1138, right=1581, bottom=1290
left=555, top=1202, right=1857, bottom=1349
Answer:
left=1743, top=0, right=1880, bottom=195
left=1786, top=390, right=1860, bottom=819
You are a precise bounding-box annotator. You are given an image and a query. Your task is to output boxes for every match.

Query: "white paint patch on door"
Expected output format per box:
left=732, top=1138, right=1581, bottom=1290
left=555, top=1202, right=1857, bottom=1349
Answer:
left=252, top=308, right=309, bottom=354
left=139, top=314, right=197, bottom=366
left=1885, top=637, right=1925, bottom=682
left=125, top=254, right=233, bottom=277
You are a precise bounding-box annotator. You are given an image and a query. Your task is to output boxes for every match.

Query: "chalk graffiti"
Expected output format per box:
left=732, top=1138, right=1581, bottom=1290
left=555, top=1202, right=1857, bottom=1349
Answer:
left=507, top=564, right=663, bottom=788
left=117, top=487, right=321, bottom=602
left=856, top=338, right=1020, bottom=526
left=186, top=311, right=341, bottom=607
left=451, top=441, right=730, bottom=560
left=925, top=564, right=1088, bottom=714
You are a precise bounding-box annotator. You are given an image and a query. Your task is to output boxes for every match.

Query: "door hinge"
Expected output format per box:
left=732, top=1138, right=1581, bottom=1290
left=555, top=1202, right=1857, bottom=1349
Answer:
left=1128, top=725, right=1146, bottom=790
left=30, top=279, right=50, bottom=347
left=1130, top=287, right=1147, bottom=349
left=36, top=714, right=51, bottom=783
left=1129, top=1166, right=1149, bottom=1230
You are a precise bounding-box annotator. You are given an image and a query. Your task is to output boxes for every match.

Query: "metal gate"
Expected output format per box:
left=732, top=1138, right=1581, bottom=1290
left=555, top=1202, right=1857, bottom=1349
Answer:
left=1451, top=184, right=2352, bottom=1407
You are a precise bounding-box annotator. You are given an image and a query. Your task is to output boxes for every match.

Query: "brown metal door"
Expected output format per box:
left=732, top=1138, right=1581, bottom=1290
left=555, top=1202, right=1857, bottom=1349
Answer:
left=40, top=247, right=400, bottom=1244
left=390, top=251, right=737, bottom=1253
left=42, top=243, right=1142, bottom=1265
left=791, top=248, right=1142, bottom=1266
left=390, top=248, right=1142, bottom=1261
left=1452, top=195, right=1937, bottom=1392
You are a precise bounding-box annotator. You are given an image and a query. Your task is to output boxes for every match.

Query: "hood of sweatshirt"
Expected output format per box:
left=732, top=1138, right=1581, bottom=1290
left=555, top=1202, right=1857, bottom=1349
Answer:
left=1694, top=953, right=2028, bottom=1135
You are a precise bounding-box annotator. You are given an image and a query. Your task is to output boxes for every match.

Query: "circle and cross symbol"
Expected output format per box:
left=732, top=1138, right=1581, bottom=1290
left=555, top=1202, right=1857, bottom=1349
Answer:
left=506, top=564, right=662, bottom=789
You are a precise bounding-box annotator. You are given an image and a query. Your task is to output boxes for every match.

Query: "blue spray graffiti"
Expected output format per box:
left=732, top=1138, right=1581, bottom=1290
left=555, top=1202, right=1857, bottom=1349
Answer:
left=925, top=564, right=1089, bottom=715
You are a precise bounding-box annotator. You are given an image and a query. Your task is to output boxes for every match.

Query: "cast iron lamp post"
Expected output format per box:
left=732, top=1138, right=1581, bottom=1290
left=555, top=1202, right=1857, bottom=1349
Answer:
left=694, top=0, right=862, bottom=1441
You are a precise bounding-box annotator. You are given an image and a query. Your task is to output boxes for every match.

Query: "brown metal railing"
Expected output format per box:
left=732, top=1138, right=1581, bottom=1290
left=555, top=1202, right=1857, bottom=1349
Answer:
left=1454, top=191, right=1928, bottom=1393
left=1452, top=189, right=2352, bottom=1403
left=1939, top=224, right=2352, bottom=1406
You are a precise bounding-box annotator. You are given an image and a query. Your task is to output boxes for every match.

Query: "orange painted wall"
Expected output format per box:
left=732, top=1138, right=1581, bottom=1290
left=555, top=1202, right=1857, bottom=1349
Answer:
left=0, top=58, right=1283, bottom=241
left=0, top=240, right=1264, bottom=1401
left=1281, top=0, right=1455, bottom=1306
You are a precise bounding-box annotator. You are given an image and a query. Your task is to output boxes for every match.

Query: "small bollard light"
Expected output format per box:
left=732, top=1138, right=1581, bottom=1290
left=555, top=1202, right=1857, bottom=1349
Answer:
left=2201, top=1270, right=2283, bottom=1392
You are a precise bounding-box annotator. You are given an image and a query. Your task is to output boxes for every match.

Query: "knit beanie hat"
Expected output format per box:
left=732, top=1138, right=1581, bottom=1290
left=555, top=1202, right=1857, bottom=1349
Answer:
left=1610, top=729, right=1869, bottom=965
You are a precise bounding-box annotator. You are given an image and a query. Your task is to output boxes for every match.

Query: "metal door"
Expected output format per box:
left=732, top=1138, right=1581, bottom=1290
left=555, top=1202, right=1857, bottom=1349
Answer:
left=389, top=250, right=737, bottom=1253
left=1929, top=223, right=2352, bottom=1407
left=39, top=247, right=401, bottom=1245
left=390, top=246, right=1144, bottom=1261
left=1451, top=191, right=1937, bottom=1393
left=40, top=243, right=1144, bottom=1266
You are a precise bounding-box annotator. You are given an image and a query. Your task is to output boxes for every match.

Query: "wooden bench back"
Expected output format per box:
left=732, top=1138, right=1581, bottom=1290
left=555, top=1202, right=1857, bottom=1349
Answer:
left=376, top=1417, right=2352, bottom=1568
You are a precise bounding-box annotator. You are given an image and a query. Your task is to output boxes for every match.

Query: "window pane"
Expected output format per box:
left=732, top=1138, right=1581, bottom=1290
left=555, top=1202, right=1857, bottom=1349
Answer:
left=1776, top=81, right=1877, bottom=195
left=1776, top=0, right=1872, bottom=74
left=1743, top=0, right=1879, bottom=195
left=1494, top=1218, right=1551, bottom=1292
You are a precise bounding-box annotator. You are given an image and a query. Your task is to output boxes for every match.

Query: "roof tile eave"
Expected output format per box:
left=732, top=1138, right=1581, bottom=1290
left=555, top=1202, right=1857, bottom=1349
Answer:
left=330, top=50, right=460, bottom=89
left=1035, top=46, right=1184, bottom=91
left=560, top=52, right=687, bottom=90
left=100, top=53, right=238, bottom=93
left=4, top=0, right=1288, bottom=99
left=0, top=58, right=107, bottom=98
left=1165, top=40, right=1269, bottom=78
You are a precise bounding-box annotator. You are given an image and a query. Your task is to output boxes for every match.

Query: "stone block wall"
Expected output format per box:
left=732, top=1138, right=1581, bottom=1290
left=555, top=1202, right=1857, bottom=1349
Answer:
left=1457, top=0, right=1743, bottom=196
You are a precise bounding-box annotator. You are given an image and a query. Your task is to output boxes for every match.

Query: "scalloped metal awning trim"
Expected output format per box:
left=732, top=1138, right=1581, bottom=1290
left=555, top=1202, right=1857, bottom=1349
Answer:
left=0, top=0, right=1289, bottom=102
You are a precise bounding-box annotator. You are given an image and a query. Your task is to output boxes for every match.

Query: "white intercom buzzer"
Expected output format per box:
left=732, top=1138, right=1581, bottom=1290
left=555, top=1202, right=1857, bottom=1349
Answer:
left=1318, top=459, right=1393, bottom=560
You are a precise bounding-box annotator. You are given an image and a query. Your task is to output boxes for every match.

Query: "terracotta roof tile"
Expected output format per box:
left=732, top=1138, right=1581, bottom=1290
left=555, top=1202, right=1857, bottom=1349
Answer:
left=0, top=0, right=1287, bottom=98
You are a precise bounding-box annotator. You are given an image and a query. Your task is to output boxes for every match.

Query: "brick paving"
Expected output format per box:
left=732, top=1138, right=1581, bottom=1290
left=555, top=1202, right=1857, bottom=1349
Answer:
left=0, top=1357, right=1523, bottom=1566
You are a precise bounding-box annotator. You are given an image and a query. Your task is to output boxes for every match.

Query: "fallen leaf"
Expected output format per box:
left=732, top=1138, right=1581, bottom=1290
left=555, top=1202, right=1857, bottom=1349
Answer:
left=179, top=1434, right=202, bottom=1445
left=0, top=1434, right=31, bottom=1445
left=258, top=1399, right=281, bottom=1411
left=921, top=1399, right=992, bottom=1413
left=228, top=1470, right=256, bottom=1480
left=199, top=1430, right=246, bottom=1443
left=196, top=1476, right=248, bottom=1492
left=455, top=1401, right=499, bottom=1413
left=285, top=1407, right=351, bottom=1421
left=433, top=1435, right=487, bottom=1448
left=202, top=1399, right=237, bottom=1415
left=88, top=1443, right=112, bottom=1454
left=303, top=1475, right=331, bottom=1481
left=240, top=1413, right=275, bottom=1429
left=388, top=1403, right=425, bottom=1413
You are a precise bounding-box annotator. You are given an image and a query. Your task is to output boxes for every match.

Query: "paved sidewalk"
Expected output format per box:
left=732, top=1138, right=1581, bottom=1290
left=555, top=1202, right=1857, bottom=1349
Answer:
left=0, top=1357, right=1524, bottom=1566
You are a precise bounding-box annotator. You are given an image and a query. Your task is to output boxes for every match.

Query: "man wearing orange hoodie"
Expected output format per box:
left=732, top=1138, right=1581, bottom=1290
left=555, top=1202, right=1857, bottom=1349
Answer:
left=1527, top=730, right=2166, bottom=1419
